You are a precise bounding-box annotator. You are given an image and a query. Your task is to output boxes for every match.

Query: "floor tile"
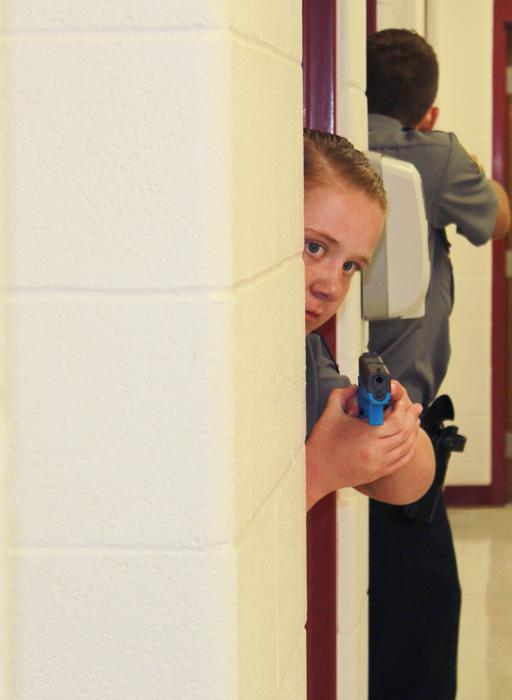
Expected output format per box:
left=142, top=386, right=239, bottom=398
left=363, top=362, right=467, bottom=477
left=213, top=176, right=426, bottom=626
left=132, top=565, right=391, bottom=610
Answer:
left=450, top=505, right=512, bottom=699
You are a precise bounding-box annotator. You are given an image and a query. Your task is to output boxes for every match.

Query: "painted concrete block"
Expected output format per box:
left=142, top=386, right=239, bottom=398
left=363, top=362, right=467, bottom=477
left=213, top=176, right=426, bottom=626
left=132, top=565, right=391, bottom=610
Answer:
left=8, top=299, right=235, bottom=548
left=11, top=550, right=237, bottom=700
left=271, top=106, right=304, bottom=266
left=231, top=37, right=302, bottom=282
left=336, top=275, right=366, bottom=381
left=234, top=261, right=305, bottom=535
left=439, top=89, right=491, bottom=141
left=434, top=5, right=492, bottom=91
left=446, top=458, right=491, bottom=486
left=337, top=610, right=368, bottom=700
left=439, top=369, right=491, bottom=419
left=377, top=0, right=425, bottom=33
left=4, top=4, right=307, bottom=699
left=337, top=492, right=368, bottom=634
left=5, top=36, right=233, bottom=290
left=237, top=495, right=278, bottom=700
left=449, top=322, right=491, bottom=370
left=448, top=230, right=492, bottom=278
left=231, top=40, right=278, bottom=279
left=450, top=276, right=491, bottom=326
left=287, top=1, right=303, bottom=64
left=230, top=0, right=254, bottom=38
left=230, top=0, right=301, bottom=62
left=276, top=453, right=306, bottom=677
left=338, top=0, right=366, bottom=90
left=5, top=0, right=228, bottom=31
left=337, top=86, right=369, bottom=151
left=253, top=0, right=302, bottom=60
left=277, top=636, right=307, bottom=700
left=448, top=416, right=491, bottom=464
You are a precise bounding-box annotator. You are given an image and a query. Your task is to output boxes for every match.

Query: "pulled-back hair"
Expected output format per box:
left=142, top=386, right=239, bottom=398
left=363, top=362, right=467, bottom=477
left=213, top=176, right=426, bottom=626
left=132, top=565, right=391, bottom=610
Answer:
left=367, top=29, right=438, bottom=127
left=304, top=128, right=387, bottom=212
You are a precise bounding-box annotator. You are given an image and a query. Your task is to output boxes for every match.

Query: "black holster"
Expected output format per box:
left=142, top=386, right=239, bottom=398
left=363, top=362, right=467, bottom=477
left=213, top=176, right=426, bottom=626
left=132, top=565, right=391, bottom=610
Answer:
left=403, top=395, right=466, bottom=523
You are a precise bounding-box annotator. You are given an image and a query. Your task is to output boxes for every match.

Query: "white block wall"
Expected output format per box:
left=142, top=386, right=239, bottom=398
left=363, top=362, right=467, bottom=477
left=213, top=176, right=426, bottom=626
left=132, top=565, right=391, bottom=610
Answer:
left=377, top=0, right=495, bottom=485
left=427, top=0, right=495, bottom=485
left=335, top=2, right=371, bottom=698
left=3, top=2, right=306, bottom=698
left=376, top=0, right=425, bottom=34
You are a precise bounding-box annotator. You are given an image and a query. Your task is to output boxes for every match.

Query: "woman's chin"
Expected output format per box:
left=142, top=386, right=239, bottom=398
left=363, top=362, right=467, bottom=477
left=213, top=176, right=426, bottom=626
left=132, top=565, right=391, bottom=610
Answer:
left=305, top=317, right=321, bottom=334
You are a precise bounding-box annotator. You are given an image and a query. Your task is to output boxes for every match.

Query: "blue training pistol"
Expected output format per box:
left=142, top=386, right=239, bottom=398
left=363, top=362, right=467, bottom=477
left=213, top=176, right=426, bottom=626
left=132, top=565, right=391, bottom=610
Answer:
left=358, top=352, right=391, bottom=426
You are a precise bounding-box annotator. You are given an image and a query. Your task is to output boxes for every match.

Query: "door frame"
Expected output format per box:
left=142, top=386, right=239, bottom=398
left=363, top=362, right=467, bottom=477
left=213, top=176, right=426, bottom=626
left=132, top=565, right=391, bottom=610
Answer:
left=303, top=2, right=338, bottom=698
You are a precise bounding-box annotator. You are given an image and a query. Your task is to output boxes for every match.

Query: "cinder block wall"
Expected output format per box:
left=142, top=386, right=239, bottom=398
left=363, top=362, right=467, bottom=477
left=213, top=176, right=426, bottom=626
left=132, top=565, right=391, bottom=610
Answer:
left=428, top=0, right=495, bottom=485
left=3, top=2, right=305, bottom=698
left=376, top=0, right=425, bottom=34
left=376, top=0, right=495, bottom=486
left=230, top=4, right=306, bottom=698
left=335, top=3, right=372, bottom=698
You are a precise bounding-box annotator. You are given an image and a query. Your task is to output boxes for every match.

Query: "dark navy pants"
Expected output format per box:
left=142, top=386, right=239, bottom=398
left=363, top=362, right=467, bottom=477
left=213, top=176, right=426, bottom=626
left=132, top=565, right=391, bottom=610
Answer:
left=369, top=496, right=461, bottom=700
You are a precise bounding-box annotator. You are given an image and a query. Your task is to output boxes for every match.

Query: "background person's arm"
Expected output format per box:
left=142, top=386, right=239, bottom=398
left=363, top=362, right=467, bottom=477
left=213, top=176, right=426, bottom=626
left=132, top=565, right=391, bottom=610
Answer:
left=468, top=151, right=511, bottom=239
left=489, top=179, right=511, bottom=239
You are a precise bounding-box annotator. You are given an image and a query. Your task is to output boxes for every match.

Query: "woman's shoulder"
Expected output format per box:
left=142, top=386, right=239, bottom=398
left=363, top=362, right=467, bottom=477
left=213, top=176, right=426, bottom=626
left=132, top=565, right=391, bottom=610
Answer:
left=306, top=332, right=338, bottom=367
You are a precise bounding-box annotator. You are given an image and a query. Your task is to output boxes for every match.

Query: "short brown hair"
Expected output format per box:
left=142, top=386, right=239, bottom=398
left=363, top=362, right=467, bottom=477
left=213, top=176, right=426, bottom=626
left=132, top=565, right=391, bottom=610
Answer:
left=304, top=128, right=387, bottom=212
left=367, top=29, right=439, bottom=127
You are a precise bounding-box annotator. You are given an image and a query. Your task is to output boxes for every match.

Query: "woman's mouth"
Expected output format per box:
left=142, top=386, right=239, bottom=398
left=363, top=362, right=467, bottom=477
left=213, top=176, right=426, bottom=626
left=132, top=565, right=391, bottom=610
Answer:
left=306, top=309, right=321, bottom=321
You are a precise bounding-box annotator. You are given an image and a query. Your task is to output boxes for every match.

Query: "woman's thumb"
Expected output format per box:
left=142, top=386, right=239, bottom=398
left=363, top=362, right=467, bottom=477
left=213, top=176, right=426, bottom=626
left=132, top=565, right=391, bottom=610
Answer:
left=326, top=385, right=357, bottom=413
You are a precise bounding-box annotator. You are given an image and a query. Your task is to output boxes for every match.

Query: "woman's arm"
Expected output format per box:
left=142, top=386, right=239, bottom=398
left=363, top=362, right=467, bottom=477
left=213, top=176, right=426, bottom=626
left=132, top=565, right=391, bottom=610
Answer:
left=306, top=381, right=435, bottom=510
left=355, top=427, right=434, bottom=504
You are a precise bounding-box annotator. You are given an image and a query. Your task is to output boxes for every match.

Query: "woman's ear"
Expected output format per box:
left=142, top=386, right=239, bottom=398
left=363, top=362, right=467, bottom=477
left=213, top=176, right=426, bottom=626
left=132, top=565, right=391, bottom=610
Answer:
left=416, top=106, right=440, bottom=132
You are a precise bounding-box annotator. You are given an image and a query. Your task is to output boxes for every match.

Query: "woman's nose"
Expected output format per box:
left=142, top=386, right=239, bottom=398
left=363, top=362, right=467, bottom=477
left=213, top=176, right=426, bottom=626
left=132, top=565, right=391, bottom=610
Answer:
left=310, top=269, right=343, bottom=301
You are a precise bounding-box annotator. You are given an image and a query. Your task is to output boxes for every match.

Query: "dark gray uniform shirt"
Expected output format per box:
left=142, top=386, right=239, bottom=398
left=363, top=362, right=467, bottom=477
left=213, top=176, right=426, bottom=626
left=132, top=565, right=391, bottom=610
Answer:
left=306, top=333, right=350, bottom=438
left=368, top=114, right=498, bottom=407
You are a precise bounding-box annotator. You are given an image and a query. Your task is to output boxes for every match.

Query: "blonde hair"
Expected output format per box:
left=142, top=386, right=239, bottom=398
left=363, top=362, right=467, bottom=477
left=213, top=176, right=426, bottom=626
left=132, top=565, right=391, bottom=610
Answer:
left=304, top=128, right=387, bottom=212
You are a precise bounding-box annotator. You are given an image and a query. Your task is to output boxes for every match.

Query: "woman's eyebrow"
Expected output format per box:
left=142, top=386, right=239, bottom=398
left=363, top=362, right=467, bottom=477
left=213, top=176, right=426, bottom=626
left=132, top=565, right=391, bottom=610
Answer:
left=304, top=228, right=340, bottom=247
left=357, top=254, right=371, bottom=267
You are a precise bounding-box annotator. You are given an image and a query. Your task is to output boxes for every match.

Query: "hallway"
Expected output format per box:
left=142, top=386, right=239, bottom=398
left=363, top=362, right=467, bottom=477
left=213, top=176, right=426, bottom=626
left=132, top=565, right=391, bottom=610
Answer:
left=450, top=505, right=512, bottom=698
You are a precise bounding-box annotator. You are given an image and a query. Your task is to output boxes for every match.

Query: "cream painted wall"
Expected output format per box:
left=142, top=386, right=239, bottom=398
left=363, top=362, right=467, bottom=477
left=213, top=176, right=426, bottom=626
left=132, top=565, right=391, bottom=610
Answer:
left=377, top=0, right=425, bottom=34
left=376, top=0, right=495, bottom=485
left=335, top=2, right=371, bottom=697
left=427, top=0, right=495, bottom=485
left=3, top=1, right=305, bottom=698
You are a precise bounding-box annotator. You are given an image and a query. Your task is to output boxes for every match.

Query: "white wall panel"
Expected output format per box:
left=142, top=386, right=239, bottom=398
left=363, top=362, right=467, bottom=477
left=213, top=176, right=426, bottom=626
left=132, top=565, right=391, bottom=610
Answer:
left=5, top=37, right=232, bottom=291
left=4, top=0, right=305, bottom=697
left=377, top=0, right=425, bottom=33
left=427, top=0, right=494, bottom=485
left=11, top=551, right=237, bottom=699
left=6, top=1, right=228, bottom=30
left=336, top=0, right=371, bottom=697
left=8, top=299, right=234, bottom=549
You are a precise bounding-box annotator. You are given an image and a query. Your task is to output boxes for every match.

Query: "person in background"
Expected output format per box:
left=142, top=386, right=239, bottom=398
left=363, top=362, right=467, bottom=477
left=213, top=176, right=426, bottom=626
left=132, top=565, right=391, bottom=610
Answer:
left=366, top=29, right=511, bottom=700
left=302, top=128, right=434, bottom=510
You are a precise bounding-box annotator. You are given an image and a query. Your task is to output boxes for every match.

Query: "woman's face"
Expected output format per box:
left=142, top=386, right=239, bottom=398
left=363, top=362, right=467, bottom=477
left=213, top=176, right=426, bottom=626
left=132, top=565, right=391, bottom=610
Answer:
left=303, top=184, right=384, bottom=334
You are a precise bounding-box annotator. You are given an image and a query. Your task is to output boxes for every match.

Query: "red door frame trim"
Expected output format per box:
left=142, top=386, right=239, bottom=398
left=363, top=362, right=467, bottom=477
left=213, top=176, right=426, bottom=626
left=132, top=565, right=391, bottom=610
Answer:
left=445, top=0, right=510, bottom=506
left=366, top=0, right=377, bottom=35
left=303, top=1, right=337, bottom=698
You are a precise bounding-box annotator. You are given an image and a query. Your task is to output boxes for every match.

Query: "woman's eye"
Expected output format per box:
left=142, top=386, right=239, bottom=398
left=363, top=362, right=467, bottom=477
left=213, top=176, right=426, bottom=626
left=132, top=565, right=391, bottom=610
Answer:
left=305, top=241, right=324, bottom=257
left=342, top=261, right=359, bottom=275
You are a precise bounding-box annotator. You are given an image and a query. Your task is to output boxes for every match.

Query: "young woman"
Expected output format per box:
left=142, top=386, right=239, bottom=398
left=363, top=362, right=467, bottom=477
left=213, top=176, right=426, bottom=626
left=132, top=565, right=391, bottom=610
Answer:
left=303, top=129, right=434, bottom=510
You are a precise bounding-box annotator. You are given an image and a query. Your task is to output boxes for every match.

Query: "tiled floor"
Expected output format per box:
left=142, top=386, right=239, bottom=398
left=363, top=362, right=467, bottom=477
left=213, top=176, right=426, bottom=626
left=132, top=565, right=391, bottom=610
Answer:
left=450, top=504, right=512, bottom=699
